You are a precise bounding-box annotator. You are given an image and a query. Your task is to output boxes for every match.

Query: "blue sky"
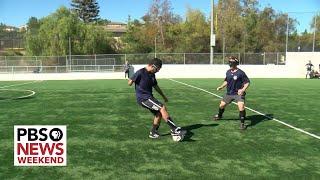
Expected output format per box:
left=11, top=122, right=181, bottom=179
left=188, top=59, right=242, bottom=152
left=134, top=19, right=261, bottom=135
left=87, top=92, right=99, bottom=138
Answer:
left=0, top=0, right=319, bottom=32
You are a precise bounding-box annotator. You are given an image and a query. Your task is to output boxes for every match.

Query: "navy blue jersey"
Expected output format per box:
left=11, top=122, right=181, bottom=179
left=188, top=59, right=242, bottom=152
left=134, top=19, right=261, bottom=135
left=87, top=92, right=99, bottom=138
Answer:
left=130, top=68, right=158, bottom=102
left=224, top=69, right=250, bottom=95
left=306, top=63, right=313, bottom=71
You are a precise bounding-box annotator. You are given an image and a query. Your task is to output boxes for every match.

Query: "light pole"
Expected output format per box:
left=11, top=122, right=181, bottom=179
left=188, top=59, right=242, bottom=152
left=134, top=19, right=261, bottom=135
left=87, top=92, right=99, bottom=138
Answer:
left=154, top=37, right=157, bottom=58
left=285, top=14, right=289, bottom=53
left=210, top=0, right=215, bottom=64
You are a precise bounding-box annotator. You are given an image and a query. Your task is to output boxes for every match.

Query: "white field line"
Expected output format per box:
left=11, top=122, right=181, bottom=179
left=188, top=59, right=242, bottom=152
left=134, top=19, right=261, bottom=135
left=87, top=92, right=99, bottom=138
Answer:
left=0, top=80, right=40, bottom=99
left=168, top=78, right=320, bottom=140
left=0, top=89, right=36, bottom=99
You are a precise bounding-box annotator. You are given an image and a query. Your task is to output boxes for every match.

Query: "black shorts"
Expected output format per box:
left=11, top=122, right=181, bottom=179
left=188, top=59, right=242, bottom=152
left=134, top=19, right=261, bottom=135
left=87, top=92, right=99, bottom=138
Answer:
left=222, top=94, right=245, bottom=104
left=139, top=97, right=164, bottom=115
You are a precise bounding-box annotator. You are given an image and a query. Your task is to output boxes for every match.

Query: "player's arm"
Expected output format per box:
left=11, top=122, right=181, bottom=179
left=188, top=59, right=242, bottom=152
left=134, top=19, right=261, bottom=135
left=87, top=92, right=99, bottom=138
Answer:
left=128, top=71, right=140, bottom=86
left=238, top=82, right=250, bottom=95
left=238, top=75, right=250, bottom=95
left=128, top=79, right=134, bottom=86
left=154, top=85, right=168, bottom=102
left=217, top=81, right=227, bottom=91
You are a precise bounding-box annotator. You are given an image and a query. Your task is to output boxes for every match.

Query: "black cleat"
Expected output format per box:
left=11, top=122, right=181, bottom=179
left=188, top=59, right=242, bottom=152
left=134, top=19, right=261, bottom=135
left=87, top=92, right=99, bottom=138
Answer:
left=213, top=114, right=222, bottom=121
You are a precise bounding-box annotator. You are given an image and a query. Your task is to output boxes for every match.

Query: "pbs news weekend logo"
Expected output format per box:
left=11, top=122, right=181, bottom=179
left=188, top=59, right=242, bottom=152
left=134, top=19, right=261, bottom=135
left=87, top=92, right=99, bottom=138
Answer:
left=14, top=125, right=67, bottom=166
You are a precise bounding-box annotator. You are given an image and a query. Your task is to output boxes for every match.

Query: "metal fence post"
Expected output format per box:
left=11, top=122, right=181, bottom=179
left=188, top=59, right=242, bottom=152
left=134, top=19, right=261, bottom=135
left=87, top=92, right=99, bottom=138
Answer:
left=263, top=52, right=266, bottom=65
left=276, top=53, right=279, bottom=65
left=65, top=55, right=68, bottom=73
left=35, top=56, right=39, bottom=72
left=69, top=55, right=72, bottom=72
left=183, top=53, right=186, bottom=64
left=95, top=54, right=97, bottom=72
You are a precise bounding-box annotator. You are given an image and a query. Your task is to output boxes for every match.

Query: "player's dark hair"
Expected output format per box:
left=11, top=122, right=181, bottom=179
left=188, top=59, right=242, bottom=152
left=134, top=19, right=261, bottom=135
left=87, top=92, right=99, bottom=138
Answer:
left=228, top=56, right=239, bottom=65
left=229, top=56, right=236, bottom=60
left=149, top=58, right=162, bottom=69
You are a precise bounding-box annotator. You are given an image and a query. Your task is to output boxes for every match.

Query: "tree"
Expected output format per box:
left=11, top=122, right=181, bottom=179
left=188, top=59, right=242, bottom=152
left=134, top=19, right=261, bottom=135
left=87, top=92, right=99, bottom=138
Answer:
left=25, top=17, right=42, bottom=55
left=25, top=6, right=114, bottom=56
left=71, top=0, right=100, bottom=23
left=177, top=8, right=210, bottom=53
left=122, top=19, right=155, bottom=53
left=144, top=0, right=179, bottom=48
left=311, top=14, right=320, bottom=51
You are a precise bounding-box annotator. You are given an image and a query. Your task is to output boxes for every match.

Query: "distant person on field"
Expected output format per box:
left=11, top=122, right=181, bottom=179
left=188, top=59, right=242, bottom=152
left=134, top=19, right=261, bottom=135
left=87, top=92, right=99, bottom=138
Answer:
left=213, top=56, right=250, bottom=130
left=305, top=60, right=314, bottom=79
left=124, top=60, right=131, bottom=79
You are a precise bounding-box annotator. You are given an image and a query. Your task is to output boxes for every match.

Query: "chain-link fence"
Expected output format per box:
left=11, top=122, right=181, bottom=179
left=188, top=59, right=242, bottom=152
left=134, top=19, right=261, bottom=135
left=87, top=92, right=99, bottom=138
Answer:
left=0, top=52, right=286, bottom=73
left=0, top=38, right=24, bottom=50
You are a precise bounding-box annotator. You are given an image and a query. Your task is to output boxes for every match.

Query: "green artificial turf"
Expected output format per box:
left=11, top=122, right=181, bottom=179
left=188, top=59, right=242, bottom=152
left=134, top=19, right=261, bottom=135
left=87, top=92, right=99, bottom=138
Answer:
left=0, top=79, right=319, bottom=179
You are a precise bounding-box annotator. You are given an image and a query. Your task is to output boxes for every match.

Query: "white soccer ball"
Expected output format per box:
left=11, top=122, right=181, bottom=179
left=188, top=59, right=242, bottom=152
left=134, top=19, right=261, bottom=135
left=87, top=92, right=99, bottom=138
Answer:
left=172, top=134, right=184, bottom=142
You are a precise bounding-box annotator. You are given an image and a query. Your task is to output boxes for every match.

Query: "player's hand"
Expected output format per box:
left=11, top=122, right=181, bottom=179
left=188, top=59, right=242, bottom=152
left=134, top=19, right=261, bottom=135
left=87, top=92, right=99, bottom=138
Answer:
left=238, top=89, right=244, bottom=96
left=216, top=86, right=223, bottom=91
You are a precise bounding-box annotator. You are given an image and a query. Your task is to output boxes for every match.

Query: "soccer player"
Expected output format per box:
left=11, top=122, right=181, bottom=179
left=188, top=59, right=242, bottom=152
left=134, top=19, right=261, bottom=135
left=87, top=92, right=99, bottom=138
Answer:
left=213, top=56, right=250, bottom=130
left=305, top=60, right=314, bottom=79
left=124, top=60, right=131, bottom=79
left=128, top=58, right=186, bottom=140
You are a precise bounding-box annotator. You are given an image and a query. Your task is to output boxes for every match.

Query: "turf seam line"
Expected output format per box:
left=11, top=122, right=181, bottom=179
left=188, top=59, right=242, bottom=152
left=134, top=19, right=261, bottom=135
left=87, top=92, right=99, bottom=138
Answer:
left=168, top=78, right=320, bottom=140
left=0, top=80, right=42, bottom=89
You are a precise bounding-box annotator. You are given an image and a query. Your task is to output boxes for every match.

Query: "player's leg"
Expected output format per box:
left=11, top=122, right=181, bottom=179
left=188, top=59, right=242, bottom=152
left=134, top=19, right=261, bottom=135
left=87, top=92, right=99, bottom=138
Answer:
left=125, top=70, right=128, bottom=78
left=306, top=72, right=307, bottom=79
left=142, top=98, right=185, bottom=138
left=149, top=112, right=161, bottom=139
left=159, top=105, right=185, bottom=134
left=236, top=97, right=246, bottom=130
left=213, top=94, right=232, bottom=120
left=213, top=101, right=227, bottom=120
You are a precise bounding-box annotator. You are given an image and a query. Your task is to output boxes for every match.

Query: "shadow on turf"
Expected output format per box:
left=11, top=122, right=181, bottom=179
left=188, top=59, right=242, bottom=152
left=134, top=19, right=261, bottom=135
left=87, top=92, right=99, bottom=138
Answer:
left=246, top=114, right=273, bottom=127
left=161, top=123, right=219, bottom=142
left=183, top=123, right=219, bottom=142
left=216, top=114, right=273, bottom=128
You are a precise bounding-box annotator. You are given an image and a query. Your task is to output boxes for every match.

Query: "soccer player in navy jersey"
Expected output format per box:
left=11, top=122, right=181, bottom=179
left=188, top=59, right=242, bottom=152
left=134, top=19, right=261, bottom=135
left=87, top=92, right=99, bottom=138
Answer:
left=213, top=56, right=250, bottom=130
left=128, top=58, right=186, bottom=140
left=305, top=60, right=314, bottom=79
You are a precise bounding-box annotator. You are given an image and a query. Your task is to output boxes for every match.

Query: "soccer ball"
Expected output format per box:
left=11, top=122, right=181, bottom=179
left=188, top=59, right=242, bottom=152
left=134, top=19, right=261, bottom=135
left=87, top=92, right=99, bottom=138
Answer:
left=172, top=134, right=184, bottom=142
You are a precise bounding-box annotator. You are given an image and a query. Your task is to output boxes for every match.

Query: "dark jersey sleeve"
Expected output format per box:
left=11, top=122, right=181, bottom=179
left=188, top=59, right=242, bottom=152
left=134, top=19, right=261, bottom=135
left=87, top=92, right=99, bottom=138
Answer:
left=130, top=70, right=141, bottom=83
left=242, top=71, right=250, bottom=84
left=153, top=77, right=158, bottom=86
